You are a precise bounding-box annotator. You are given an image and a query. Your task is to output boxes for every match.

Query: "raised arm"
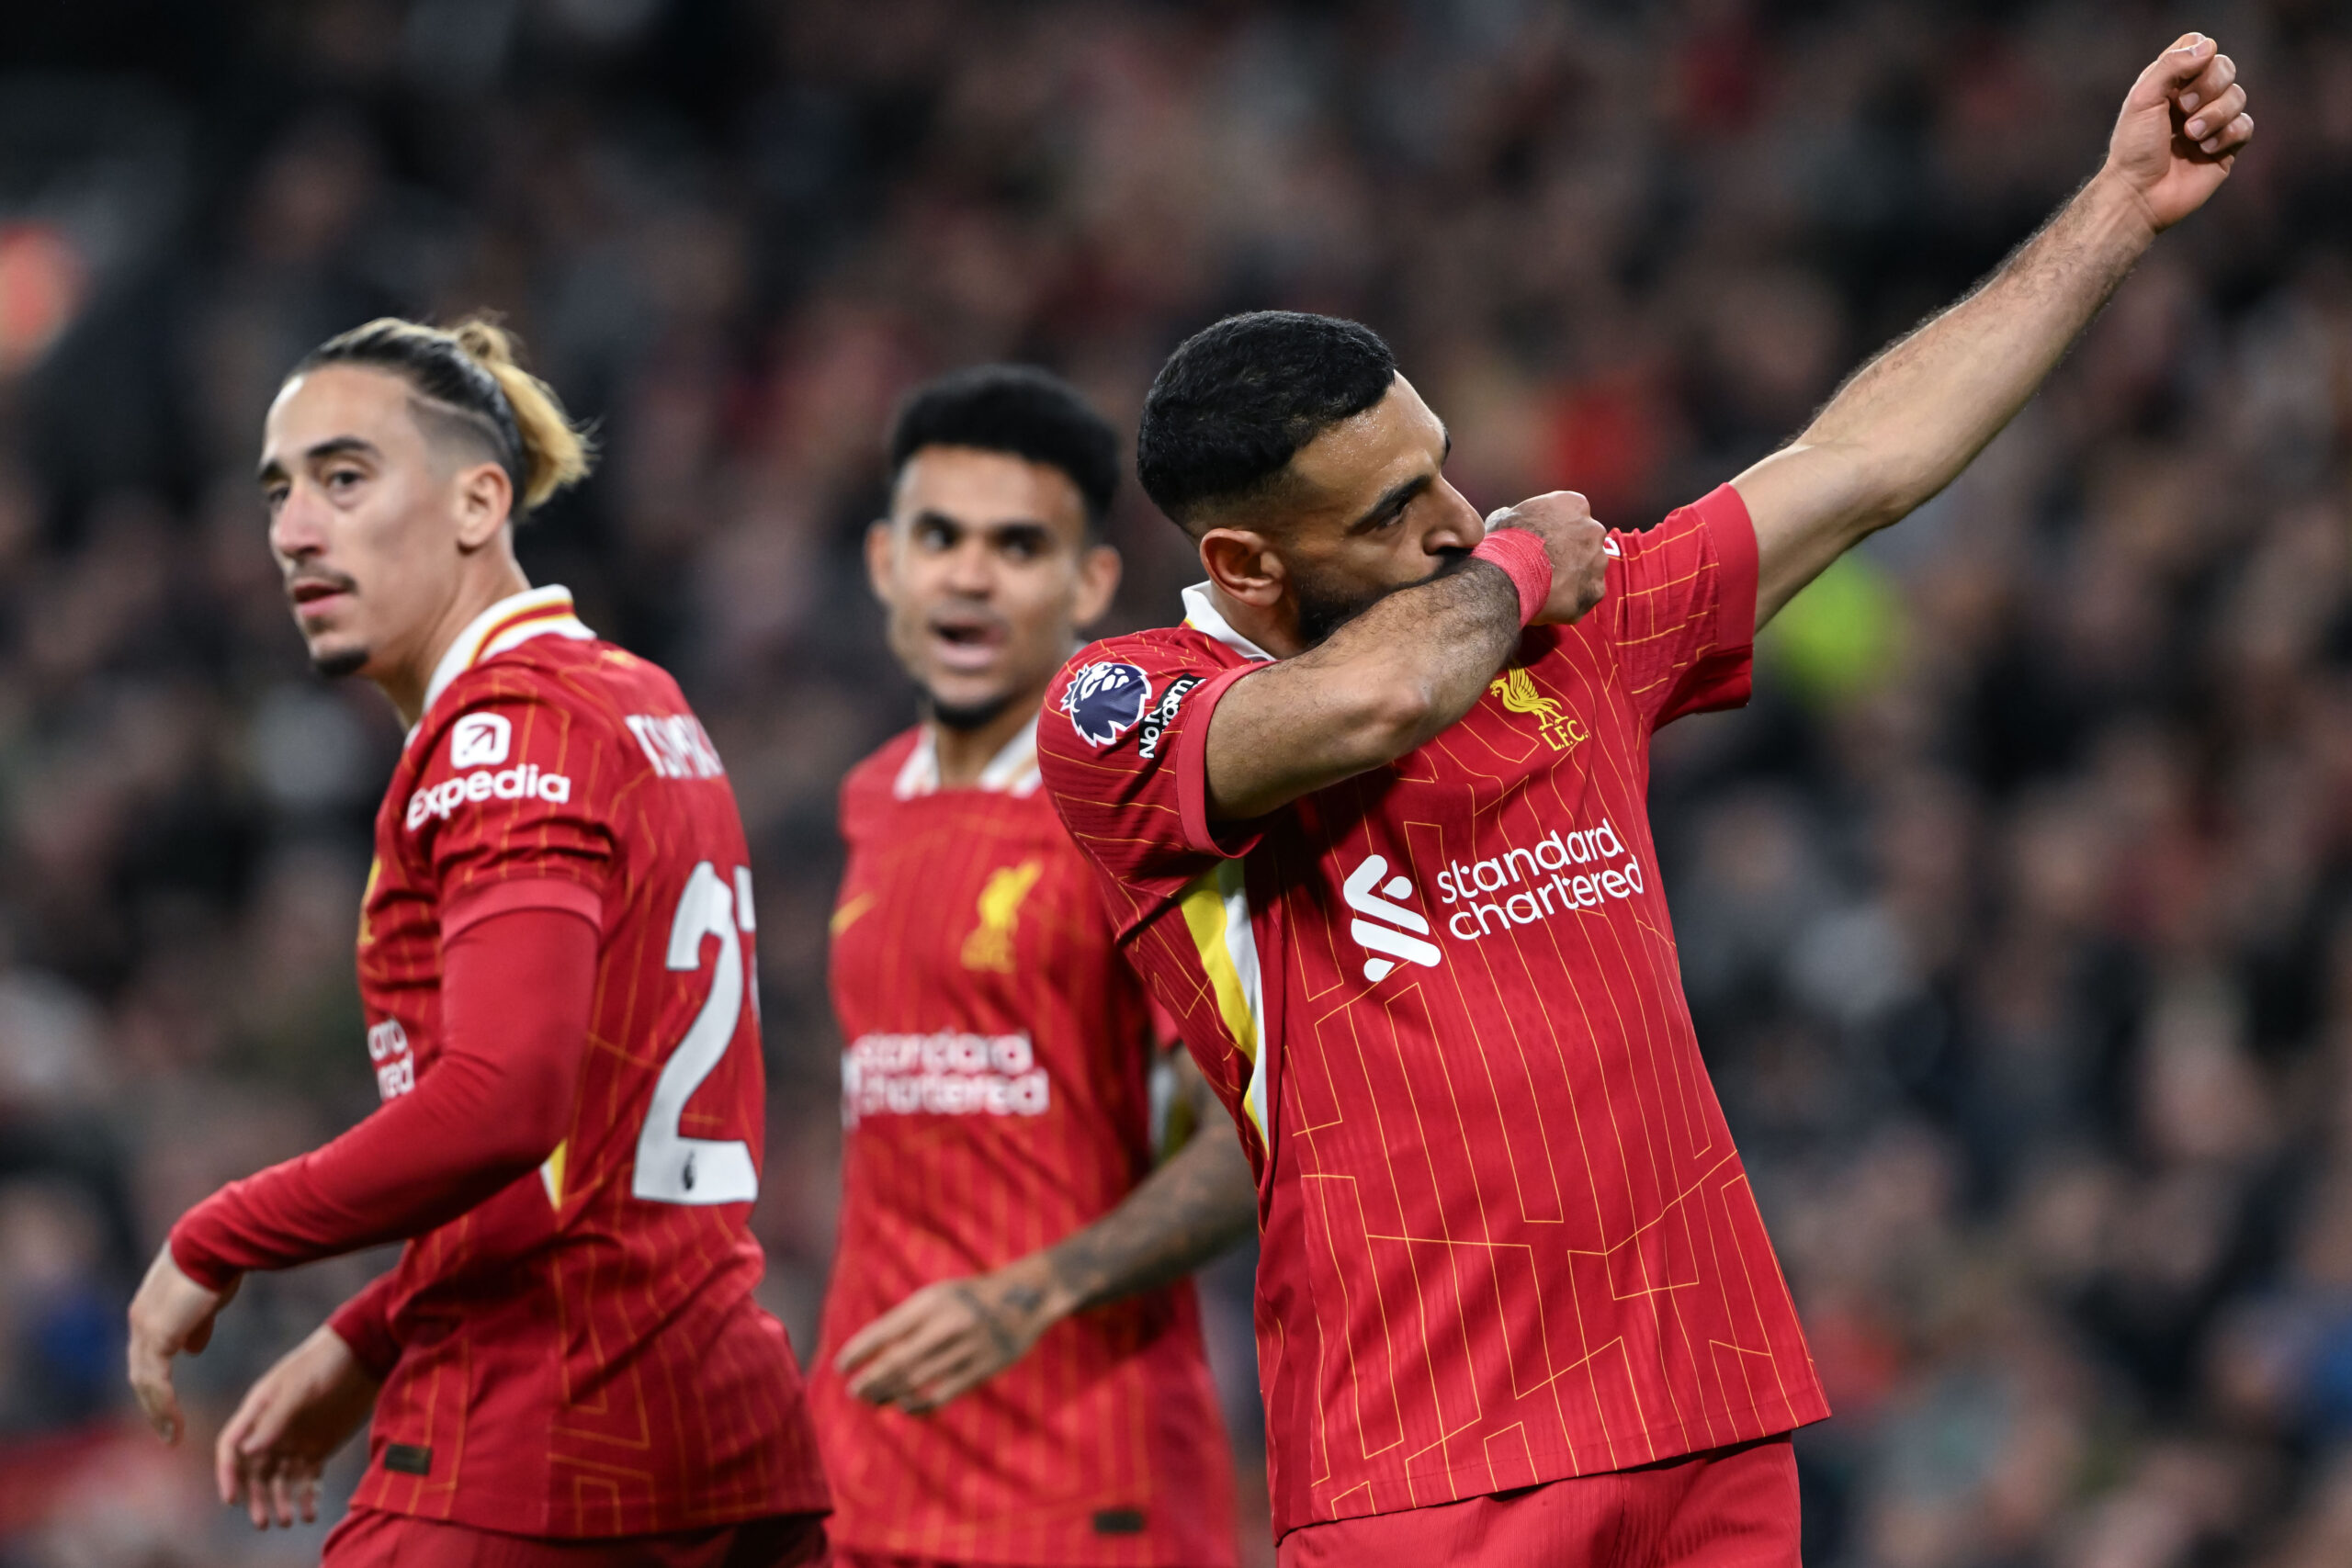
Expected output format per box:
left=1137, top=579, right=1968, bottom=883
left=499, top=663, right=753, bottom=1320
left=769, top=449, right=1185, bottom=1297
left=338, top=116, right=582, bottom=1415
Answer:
left=1736, top=32, right=2252, bottom=626
left=1203, top=495, right=1608, bottom=821
left=835, top=1048, right=1257, bottom=1414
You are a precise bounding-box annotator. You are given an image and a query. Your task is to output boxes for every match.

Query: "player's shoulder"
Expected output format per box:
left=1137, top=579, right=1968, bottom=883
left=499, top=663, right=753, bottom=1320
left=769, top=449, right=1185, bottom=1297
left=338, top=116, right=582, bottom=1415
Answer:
left=1605, top=483, right=1753, bottom=571
left=1042, top=624, right=1244, bottom=761
left=839, top=727, right=925, bottom=815
left=423, top=636, right=714, bottom=774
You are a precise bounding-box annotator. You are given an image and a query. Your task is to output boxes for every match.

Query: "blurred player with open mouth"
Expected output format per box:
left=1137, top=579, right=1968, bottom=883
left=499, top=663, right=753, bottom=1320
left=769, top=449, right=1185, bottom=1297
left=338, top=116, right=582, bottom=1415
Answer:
left=815, top=366, right=1256, bottom=1568
left=126, top=318, right=832, bottom=1565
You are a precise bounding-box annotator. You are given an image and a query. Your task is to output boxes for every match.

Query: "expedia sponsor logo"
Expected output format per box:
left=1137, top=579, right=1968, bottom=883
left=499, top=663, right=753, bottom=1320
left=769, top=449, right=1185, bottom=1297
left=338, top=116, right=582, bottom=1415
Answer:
left=1136, top=674, right=1202, bottom=761
left=405, top=763, right=574, bottom=829
left=842, top=1030, right=1050, bottom=1125
left=449, top=712, right=511, bottom=768
left=1061, top=660, right=1149, bottom=747
left=1435, top=818, right=1645, bottom=939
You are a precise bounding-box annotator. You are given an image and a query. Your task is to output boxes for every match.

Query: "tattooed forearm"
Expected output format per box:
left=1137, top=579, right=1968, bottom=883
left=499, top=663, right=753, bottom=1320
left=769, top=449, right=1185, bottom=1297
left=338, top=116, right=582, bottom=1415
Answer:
left=1039, top=1123, right=1256, bottom=1316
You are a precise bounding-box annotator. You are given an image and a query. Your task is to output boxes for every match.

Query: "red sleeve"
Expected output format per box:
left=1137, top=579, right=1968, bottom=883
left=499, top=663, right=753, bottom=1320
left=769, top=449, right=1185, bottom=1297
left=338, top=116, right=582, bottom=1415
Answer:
left=168, top=907, right=597, bottom=1289
left=1037, top=636, right=1254, bottom=939
left=325, top=1273, right=402, bottom=1380
left=1603, top=482, right=1758, bottom=729
left=1172, top=663, right=1266, bottom=856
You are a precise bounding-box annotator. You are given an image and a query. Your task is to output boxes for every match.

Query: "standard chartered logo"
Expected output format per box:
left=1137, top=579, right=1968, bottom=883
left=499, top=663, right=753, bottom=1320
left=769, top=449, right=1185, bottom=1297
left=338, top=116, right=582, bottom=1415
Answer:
left=1345, top=818, right=1653, bottom=982
left=1435, top=818, right=1645, bottom=938
left=1344, top=855, right=1442, bottom=982
left=841, top=1030, right=1050, bottom=1125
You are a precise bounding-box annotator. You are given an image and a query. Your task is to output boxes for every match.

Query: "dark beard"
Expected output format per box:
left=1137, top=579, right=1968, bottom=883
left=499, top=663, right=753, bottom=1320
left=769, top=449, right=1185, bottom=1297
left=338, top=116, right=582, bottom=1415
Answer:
left=1291, top=548, right=1470, bottom=649
left=312, top=647, right=368, bottom=679
left=923, top=689, right=1016, bottom=733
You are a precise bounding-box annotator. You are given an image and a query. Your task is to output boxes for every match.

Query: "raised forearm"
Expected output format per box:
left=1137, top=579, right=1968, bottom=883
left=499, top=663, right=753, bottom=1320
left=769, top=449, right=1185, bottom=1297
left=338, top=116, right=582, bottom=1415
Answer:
left=1205, top=558, right=1523, bottom=819
left=1742, top=172, right=2152, bottom=621
left=1805, top=173, right=2146, bottom=503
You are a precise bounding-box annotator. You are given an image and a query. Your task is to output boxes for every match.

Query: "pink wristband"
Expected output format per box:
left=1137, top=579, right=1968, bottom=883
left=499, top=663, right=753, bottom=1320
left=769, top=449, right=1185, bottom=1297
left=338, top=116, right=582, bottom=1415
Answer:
left=1470, top=528, right=1553, bottom=626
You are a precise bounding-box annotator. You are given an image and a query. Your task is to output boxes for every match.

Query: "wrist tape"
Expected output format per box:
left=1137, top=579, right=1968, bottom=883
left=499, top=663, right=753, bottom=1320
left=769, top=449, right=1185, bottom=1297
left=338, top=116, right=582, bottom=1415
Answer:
left=1469, top=528, right=1554, bottom=627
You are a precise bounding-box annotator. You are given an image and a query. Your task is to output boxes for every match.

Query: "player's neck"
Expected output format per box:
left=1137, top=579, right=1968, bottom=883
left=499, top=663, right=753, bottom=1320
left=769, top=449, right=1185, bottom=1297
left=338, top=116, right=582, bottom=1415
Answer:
left=928, top=693, right=1041, bottom=789
left=379, top=558, right=536, bottom=728
left=1205, top=582, right=1304, bottom=660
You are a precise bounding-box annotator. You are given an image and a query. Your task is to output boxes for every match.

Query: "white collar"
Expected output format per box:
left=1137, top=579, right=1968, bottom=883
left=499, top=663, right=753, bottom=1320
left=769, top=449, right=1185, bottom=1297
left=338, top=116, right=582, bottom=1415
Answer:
left=1181, top=582, right=1274, bottom=662
left=892, top=714, right=1043, bottom=799
left=415, top=584, right=595, bottom=731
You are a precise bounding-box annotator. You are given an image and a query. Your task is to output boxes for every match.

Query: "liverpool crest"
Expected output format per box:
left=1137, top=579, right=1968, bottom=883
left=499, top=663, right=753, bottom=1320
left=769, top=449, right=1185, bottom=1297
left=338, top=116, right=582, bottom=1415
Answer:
left=1489, top=667, right=1588, bottom=752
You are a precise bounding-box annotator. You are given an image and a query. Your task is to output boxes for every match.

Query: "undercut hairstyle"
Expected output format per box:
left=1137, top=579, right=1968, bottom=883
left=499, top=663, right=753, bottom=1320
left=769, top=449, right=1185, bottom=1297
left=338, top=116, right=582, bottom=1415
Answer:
left=294, top=317, right=594, bottom=515
left=1136, top=310, right=1397, bottom=534
left=887, top=365, right=1121, bottom=529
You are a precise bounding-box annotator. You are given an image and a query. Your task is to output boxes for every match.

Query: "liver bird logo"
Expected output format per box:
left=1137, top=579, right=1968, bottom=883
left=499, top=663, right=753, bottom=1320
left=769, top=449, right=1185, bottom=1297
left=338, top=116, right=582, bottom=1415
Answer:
left=1489, top=667, right=1588, bottom=752
left=962, top=860, right=1045, bottom=972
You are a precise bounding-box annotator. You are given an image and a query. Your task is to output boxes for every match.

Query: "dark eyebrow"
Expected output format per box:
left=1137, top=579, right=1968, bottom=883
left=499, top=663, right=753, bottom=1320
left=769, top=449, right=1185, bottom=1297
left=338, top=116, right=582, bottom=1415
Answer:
left=1344, top=426, right=1452, bottom=535
left=910, top=511, right=1060, bottom=546
left=255, top=434, right=381, bottom=484
left=1349, top=471, right=1435, bottom=535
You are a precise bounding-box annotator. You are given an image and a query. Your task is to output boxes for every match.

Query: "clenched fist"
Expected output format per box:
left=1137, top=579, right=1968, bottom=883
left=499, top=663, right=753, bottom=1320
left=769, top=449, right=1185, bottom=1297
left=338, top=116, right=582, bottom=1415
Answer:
left=1484, top=491, right=1611, bottom=626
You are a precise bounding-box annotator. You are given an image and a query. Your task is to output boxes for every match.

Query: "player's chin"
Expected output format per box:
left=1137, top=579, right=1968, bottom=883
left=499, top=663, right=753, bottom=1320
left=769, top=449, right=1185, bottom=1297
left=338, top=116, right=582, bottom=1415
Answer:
left=306, top=635, right=372, bottom=681
left=927, top=678, right=1021, bottom=733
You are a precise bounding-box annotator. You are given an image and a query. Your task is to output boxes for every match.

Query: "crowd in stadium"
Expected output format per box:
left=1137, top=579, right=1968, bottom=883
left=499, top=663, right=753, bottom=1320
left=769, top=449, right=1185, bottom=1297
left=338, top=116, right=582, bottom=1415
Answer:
left=2, top=1, right=2351, bottom=1563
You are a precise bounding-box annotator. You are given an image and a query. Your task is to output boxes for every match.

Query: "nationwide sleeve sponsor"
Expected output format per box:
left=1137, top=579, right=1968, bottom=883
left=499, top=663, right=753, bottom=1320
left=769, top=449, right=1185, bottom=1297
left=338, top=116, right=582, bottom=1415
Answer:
left=366, top=1018, right=414, bottom=1100
left=841, top=1030, right=1050, bottom=1126
left=1135, top=674, right=1203, bottom=761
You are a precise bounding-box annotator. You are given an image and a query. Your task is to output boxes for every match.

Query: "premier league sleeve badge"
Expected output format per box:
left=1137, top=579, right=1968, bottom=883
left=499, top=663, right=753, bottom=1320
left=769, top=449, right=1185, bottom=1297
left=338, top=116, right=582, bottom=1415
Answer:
left=1060, top=660, right=1151, bottom=747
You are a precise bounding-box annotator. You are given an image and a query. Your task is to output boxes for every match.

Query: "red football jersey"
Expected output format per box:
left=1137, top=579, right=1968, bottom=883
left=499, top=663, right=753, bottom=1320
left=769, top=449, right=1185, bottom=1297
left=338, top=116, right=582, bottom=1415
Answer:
left=349, top=586, right=829, bottom=1536
left=814, top=721, right=1237, bottom=1567
left=1037, top=488, right=1828, bottom=1540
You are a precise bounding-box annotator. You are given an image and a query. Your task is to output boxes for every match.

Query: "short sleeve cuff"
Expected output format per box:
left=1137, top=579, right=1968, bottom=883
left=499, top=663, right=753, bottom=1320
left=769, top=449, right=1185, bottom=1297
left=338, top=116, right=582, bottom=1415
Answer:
left=1698, top=482, right=1758, bottom=649
left=1173, top=663, right=1270, bottom=860
left=442, top=877, right=605, bottom=942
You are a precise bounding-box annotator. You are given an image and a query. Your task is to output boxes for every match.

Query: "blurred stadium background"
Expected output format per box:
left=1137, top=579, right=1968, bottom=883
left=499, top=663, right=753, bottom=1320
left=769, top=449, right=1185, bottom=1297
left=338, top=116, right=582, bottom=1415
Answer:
left=2, top=1, right=2350, bottom=1562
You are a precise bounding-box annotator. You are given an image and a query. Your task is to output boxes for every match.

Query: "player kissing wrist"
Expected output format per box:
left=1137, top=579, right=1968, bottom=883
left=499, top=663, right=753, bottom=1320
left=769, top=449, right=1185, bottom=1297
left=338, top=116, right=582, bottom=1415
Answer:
left=1469, top=526, right=1554, bottom=627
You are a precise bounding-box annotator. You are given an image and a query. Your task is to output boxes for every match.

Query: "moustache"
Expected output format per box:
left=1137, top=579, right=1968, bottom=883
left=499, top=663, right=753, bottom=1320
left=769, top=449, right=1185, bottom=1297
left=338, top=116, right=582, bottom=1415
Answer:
left=285, top=570, right=358, bottom=599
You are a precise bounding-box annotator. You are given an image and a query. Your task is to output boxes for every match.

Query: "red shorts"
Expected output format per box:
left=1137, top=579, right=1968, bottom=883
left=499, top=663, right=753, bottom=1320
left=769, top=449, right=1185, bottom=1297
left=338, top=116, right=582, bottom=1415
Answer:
left=1274, top=1434, right=1799, bottom=1568
left=322, top=1507, right=831, bottom=1567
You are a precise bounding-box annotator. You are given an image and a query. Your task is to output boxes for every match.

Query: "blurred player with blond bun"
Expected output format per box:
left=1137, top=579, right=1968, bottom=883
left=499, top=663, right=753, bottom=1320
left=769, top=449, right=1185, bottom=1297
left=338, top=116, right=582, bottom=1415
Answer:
left=816, top=366, right=1255, bottom=1567
left=125, top=318, right=831, bottom=1565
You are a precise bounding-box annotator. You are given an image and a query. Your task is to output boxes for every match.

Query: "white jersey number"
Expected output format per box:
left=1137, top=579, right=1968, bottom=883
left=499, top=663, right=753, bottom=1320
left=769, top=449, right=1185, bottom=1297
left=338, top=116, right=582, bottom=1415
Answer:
left=632, top=860, right=760, bottom=1204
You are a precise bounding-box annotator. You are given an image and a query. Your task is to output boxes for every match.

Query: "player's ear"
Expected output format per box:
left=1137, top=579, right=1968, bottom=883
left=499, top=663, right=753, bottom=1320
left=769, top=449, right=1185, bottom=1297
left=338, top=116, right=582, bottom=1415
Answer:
left=1070, top=541, right=1121, bottom=628
left=1199, top=526, right=1285, bottom=610
left=453, top=462, right=514, bottom=552
left=863, top=519, right=898, bottom=608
